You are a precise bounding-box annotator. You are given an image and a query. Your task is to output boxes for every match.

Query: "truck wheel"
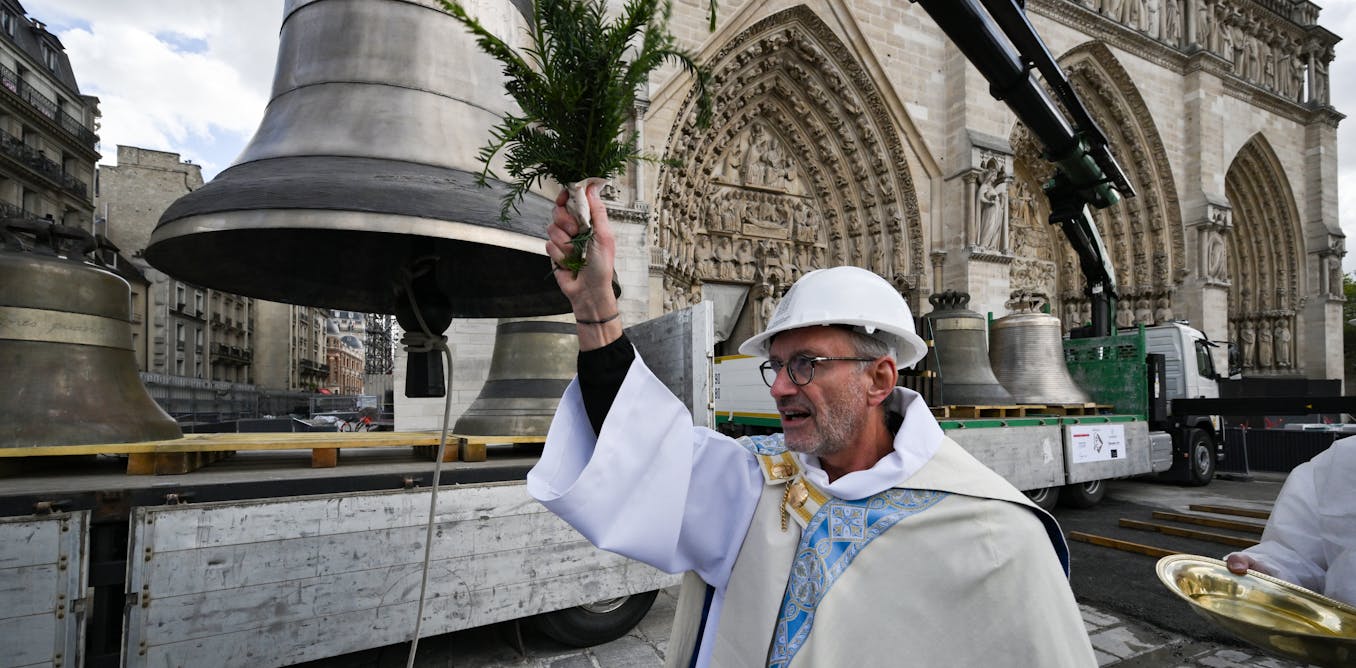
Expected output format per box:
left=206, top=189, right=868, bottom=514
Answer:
left=1023, top=486, right=1060, bottom=511
left=1186, top=428, right=1216, bottom=486
left=1059, top=480, right=1106, bottom=508
left=532, top=590, right=658, bottom=648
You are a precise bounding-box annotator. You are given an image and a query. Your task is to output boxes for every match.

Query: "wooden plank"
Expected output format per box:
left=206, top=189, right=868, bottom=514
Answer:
left=945, top=405, right=1030, bottom=419
left=146, top=510, right=589, bottom=598
left=0, top=513, right=86, bottom=668
left=1119, top=519, right=1260, bottom=549
left=143, top=541, right=641, bottom=644
left=948, top=424, right=1065, bottom=492
left=0, top=564, right=59, bottom=617
left=0, top=614, right=57, bottom=668
left=0, top=431, right=453, bottom=458
left=146, top=481, right=542, bottom=551
left=1188, top=504, right=1272, bottom=520
left=311, top=448, right=338, bottom=468
left=459, top=437, right=486, bottom=462
left=0, top=517, right=59, bottom=569
left=1067, top=531, right=1179, bottom=558
left=1151, top=511, right=1266, bottom=535
left=140, top=562, right=674, bottom=668
left=125, top=483, right=679, bottom=666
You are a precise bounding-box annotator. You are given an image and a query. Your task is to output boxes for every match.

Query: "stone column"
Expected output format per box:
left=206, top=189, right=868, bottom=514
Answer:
left=1300, top=85, right=1343, bottom=379
left=1179, top=50, right=1231, bottom=342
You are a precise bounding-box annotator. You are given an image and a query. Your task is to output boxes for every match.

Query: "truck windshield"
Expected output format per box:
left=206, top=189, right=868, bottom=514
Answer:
left=1194, top=340, right=1218, bottom=380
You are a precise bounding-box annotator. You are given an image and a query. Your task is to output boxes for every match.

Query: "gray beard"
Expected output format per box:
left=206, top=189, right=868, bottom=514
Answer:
left=784, top=383, right=867, bottom=457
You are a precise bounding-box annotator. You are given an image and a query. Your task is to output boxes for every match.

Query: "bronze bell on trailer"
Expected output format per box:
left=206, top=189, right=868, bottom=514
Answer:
left=144, top=0, right=570, bottom=395
left=454, top=315, right=578, bottom=436
left=989, top=294, right=1091, bottom=405
left=924, top=291, right=1014, bottom=406
left=0, top=220, right=181, bottom=448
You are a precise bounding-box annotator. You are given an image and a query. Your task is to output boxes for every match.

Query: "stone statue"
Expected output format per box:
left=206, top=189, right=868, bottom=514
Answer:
left=696, top=235, right=714, bottom=278
left=1117, top=299, right=1134, bottom=328
left=1274, top=320, right=1292, bottom=368
left=1207, top=233, right=1226, bottom=280
left=1196, top=0, right=1214, bottom=51
left=1288, top=50, right=1304, bottom=102
left=759, top=282, right=777, bottom=328
left=1144, top=0, right=1160, bottom=38
left=975, top=162, right=1007, bottom=250
left=1134, top=297, right=1153, bottom=325
left=1154, top=296, right=1173, bottom=324
left=1313, top=57, right=1329, bottom=104
left=1257, top=322, right=1274, bottom=368
left=1164, top=0, right=1181, bottom=45
left=715, top=236, right=735, bottom=280
left=1240, top=320, right=1255, bottom=369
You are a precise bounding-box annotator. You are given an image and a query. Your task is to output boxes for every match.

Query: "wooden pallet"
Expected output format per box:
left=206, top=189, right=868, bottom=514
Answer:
left=1024, top=403, right=1113, bottom=416
left=0, top=431, right=466, bottom=475
left=413, top=435, right=546, bottom=464
left=936, top=405, right=1034, bottom=419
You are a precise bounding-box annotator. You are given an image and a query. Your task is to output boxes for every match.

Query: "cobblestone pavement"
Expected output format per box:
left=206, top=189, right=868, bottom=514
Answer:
left=318, top=586, right=1316, bottom=668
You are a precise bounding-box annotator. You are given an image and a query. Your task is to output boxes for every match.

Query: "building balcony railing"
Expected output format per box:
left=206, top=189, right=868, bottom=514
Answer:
left=297, top=359, right=331, bottom=377
left=0, top=61, right=99, bottom=149
left=0, top=200, right=42, bottom=222
left=210, top=342, right=253, bottom=365
left=0, top=126, right=88, bottom=198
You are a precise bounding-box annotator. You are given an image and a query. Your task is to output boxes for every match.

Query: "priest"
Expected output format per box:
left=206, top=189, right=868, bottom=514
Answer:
left=529, top=184, right=1096, bottom=667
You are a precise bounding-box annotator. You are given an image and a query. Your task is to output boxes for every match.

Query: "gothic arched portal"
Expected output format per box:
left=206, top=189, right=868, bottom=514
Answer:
left=1225, top=134, right=1303, bottom=374
left=1008, top=41, right=1185, bottom=331
left=654, top=6, right=923, bottom=345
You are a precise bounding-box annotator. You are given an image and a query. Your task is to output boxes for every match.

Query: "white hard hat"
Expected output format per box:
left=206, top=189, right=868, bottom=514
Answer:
left=738, top=266, right=928, bottom=370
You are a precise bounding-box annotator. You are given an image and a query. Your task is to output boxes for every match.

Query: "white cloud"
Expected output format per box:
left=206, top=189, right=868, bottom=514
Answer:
left=26, top=0, right=281, bottom=178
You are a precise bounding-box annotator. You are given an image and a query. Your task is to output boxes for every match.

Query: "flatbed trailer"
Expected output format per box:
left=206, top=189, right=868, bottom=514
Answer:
left=0, top=305, right=712, bottom=668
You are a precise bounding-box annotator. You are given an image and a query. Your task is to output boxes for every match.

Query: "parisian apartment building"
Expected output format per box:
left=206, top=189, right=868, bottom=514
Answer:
left=96, top=146, right=333, bottom=394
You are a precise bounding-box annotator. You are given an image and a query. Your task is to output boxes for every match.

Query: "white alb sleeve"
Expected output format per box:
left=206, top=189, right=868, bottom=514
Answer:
left=527, top=354, right=764, bottom=590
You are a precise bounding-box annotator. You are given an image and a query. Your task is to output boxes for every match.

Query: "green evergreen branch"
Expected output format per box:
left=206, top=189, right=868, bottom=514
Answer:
left=442, top=0, right=717, bottom=265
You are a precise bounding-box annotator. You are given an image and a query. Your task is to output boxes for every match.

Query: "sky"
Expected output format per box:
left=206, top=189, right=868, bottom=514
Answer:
left=24, top=0, right=1356, bottom=271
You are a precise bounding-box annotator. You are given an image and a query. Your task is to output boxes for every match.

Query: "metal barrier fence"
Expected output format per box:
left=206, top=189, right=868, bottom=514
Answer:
left=139, top=373, right=312, bottom=424
left=1219, top=427, right=1350, bottom=475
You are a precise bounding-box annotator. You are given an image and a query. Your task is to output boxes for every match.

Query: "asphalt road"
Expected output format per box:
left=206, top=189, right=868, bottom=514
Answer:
left=1052, top=475, right=1286, bottom=647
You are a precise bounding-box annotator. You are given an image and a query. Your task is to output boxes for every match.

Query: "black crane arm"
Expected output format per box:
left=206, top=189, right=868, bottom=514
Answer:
left=911, top=0, right=1136, bottom=337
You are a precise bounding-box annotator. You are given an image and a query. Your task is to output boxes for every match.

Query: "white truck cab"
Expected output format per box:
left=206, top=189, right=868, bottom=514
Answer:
left=1140, top=322, right=1222, bottom=402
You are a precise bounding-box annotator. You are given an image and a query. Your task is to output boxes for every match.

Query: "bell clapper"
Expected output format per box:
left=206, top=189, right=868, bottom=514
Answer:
left=561, top=177, right=608, bottom=275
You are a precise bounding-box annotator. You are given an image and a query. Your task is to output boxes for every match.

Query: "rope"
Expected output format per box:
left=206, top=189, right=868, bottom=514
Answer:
left=402, top=272, right=455, bottom=668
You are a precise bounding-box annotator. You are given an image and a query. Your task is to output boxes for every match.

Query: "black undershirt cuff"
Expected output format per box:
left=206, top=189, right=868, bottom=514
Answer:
left=578, top=334, right=635, bottom=435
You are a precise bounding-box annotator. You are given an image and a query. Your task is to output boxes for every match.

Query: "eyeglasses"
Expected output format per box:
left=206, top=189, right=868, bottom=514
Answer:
left=759, top=355, right=878, bottom=387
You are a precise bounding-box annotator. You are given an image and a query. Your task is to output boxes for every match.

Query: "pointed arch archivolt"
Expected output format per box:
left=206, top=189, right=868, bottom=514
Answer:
left=1007, top=41, right=1185, bottom=330
left=1225, top=133, right=1303, bottom=374
left=653, top=6, right=923, bottom=320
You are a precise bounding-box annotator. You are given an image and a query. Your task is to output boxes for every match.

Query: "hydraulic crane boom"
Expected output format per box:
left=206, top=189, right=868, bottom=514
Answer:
left=911, top=0, right=1136, bottom=337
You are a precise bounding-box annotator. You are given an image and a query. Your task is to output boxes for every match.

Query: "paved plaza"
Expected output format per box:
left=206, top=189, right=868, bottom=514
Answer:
left=311, top=585, right=1315, bottom=668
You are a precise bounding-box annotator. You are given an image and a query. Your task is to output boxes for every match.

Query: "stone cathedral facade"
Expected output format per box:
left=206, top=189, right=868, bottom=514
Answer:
left=609, top=0, right=1343, bottom=381
left=402, top=0, right=1345, bottom=429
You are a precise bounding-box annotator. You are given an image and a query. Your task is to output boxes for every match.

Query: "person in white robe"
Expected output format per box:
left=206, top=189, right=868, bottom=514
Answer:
left=532, top=184, right=1096, bottom=667
left=1225, top=436, right=1356, bottom=605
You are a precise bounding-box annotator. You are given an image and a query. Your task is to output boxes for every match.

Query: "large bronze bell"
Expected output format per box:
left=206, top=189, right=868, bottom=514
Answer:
left=989, top=296, right=1091, bottom=405
left=145, top=0, right=567, bottom=319
left=924, top=291, right=1014, bottom=406
left=454, top=316, right=577, bottom=436
left=1, top=221, right=181, bottom=448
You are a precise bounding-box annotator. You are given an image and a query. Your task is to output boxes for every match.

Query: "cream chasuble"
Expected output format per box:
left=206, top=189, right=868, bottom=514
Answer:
left=528, top=351, right=1096, bottom=668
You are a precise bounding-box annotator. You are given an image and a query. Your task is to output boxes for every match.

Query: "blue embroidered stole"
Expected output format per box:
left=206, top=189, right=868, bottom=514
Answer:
left=738, top=434, right=949, bottom=668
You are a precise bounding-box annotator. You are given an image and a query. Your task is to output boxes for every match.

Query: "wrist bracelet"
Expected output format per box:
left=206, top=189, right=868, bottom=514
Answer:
left=576, top=312, right=620, bottom=325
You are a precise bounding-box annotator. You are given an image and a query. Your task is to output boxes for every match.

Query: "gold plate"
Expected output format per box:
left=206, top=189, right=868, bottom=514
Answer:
left=1156, top=554, right=1356, bottom=667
